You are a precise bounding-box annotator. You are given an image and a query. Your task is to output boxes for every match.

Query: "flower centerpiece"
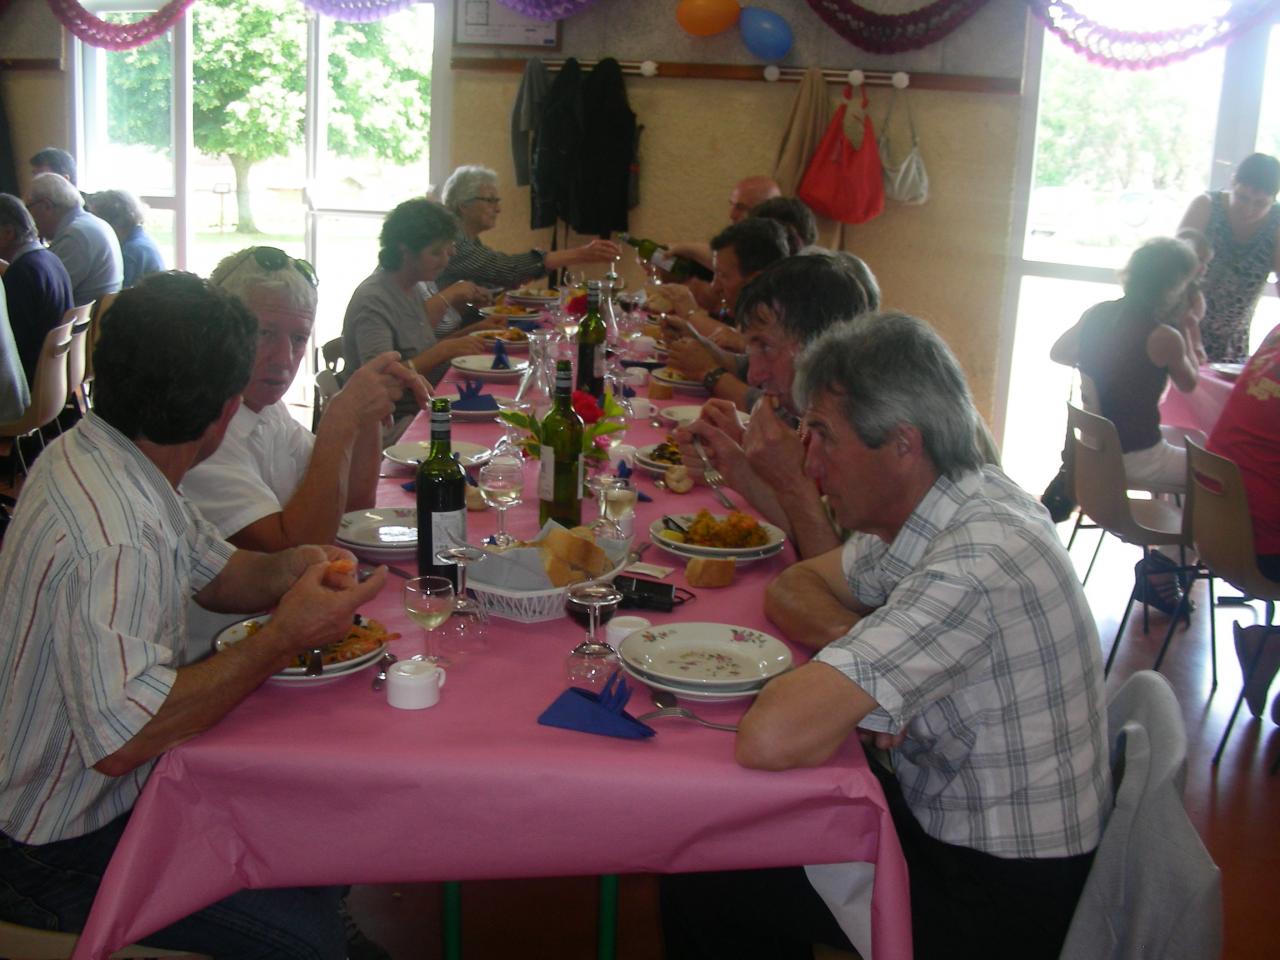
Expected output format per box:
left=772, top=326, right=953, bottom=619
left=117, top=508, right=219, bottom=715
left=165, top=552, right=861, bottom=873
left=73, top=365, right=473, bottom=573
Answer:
left=499, top=390, right=627, bottom=462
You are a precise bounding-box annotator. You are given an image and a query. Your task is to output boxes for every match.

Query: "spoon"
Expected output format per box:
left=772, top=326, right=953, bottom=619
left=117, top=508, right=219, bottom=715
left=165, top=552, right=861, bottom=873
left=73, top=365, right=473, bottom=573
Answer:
left=371, top=651, right=398, bottom=691
left=637, top=690, right=739, bottom=732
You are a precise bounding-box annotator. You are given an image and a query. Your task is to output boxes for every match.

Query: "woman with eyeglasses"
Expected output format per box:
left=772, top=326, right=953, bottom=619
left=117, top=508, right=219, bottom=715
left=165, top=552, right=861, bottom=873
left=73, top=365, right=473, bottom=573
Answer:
left=437, top=164, right=620, bottom=289
left=183, top=245, right=427, bottom=556
left=342, top=199, right=487, bottom=442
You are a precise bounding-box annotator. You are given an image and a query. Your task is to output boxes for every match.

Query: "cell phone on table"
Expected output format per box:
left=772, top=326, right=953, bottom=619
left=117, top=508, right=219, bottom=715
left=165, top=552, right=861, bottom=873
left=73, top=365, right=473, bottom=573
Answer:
left=613, top=575, right=692, bottom=612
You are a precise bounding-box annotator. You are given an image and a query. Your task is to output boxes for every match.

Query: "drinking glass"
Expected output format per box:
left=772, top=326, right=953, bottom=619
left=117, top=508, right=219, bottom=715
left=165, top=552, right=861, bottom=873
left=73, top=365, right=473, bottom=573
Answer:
left=434, top=545, right=489, bottom=655
left=585, top=472, right=626, bottom=541
left=494, top=398, right=532, bottom=458
left=602, top=477, right=637, bottom=538
left=478, top=457, right=524, bottom=546
left=564, top=579, right=623, bottom=692
left=403, top=576, right=454, bottom=665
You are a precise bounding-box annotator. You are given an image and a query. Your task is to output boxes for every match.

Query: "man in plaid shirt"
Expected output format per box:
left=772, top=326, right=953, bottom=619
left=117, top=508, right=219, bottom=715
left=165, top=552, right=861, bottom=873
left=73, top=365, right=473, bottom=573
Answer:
left=663, top=313, right=1109, bottom=960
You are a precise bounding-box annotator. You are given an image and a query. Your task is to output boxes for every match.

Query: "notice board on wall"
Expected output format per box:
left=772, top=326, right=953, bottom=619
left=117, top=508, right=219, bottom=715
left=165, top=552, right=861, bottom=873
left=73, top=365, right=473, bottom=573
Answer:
left=454, top=0, right=560, bottom=50
left=0, top=0, right=64, bottom=67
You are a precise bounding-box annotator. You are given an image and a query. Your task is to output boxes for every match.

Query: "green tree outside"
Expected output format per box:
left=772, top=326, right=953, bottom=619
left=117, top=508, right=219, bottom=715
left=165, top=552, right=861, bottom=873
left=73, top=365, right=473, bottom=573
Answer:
left=107, top=0, right=431, bottom=234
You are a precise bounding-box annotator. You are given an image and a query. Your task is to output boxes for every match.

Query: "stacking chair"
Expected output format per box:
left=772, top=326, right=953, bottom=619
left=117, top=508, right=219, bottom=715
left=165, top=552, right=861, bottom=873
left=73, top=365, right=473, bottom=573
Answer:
left=0, top=320, right=74, bottom=476
left=312, top=339, right=345, bottom=430
left=1181, top=441, right=1280, bottom=767
left=63, top=304, right=94, bottom=415
left=0, top=919, right=209, bottom=959
left=320, top=336, right=344, bottom=374
left=314, top=368, right=341, bottom=428
left=1067, top=403, right=1193, bottom=675
left=80, top=291, right=118, bottom=409
left=1059, top=671, right=1222, bottom=959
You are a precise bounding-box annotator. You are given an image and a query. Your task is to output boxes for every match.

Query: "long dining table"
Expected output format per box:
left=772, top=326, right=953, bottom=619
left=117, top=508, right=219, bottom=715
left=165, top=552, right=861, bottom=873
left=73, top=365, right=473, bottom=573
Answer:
left=71, top=360, right=912, bottom=960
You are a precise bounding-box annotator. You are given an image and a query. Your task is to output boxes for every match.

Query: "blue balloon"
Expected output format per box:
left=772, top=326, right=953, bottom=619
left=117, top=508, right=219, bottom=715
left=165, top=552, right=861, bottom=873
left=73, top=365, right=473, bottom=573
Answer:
left=739, top=7, right=793, bottom=61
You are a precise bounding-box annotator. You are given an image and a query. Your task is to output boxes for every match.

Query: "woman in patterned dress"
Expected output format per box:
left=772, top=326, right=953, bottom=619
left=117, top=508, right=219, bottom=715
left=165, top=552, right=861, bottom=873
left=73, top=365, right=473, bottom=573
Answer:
left=1177, top=152, right=1280, bottom=362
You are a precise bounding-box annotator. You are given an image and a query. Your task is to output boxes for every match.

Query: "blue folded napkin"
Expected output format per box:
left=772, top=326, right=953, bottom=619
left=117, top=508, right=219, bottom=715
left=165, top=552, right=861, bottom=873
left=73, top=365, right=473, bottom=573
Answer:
left=454, top=378, right=499, bottom=411
left=622, top=384, right=637, bottom=399
left=615, top=462, right=652, bottom=502
left=538, top=672, right=655, bottom=740
left=491, top=340, right=511, bottom=370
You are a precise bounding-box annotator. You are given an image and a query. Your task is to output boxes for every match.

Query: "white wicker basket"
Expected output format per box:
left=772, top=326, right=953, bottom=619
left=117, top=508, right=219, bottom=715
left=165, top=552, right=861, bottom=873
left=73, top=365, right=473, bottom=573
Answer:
left=470, top=559, right=627, bottom=623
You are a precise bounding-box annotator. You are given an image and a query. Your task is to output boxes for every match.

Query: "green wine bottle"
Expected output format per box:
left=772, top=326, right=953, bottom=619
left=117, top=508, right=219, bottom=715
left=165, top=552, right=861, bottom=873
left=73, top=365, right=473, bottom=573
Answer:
left=618, top=232, right=714, bottom=283
left=539, top=360, right=584, bottom=527
left=575, top=280, right=606, bottom=404
left=416, top=397, right=467, bottom=588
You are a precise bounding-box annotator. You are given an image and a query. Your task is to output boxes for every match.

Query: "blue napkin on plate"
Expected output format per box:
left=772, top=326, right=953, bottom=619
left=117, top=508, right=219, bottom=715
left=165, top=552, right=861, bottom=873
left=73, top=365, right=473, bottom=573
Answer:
left=491, top=340, right=511, bottom=370
left=454, top=378, right=499, bottom=411
left=615, top=461, right=652, bottom=502
left=538, top=672, right=655, bottom=740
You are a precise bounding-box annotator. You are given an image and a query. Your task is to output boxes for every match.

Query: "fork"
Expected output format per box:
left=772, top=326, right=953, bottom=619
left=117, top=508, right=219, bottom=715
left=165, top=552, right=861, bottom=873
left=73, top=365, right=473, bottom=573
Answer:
left=691, top=437, right=736, bottom=510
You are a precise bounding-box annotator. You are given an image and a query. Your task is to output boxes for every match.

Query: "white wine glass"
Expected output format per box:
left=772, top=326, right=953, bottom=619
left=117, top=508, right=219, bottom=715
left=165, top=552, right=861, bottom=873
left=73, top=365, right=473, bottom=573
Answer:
left=478, top=457, right=524, bottom=547
left=585, top=473, right=626, bottom=541
left=564, top=580, right=623, bottom=692
left=434, top=545, right=489, bottom=656
left=403, top=576, right=454, bottom=666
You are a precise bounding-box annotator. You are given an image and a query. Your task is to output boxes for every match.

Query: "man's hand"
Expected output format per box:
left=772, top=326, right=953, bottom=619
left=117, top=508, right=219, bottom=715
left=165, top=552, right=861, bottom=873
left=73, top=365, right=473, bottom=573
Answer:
left=327, top=352, right=424, bottom=429
left=441, top=281, right=492, bottom=310
left=699, top=398, right=746, bottom=446
left=667, top=338, right=718, bottom=382
left=268, top=560, right=387, bottom=658
left=675, top=418, right=752, bottom=491
left=444, top=334, right=487, bottom=359
left=743, top=398, right=807, bottom=490
left=653, top=283, right=699, bottom=320
left=707, top=325, right=746, bottom=352
left=573, top=238, right=622, bottom=263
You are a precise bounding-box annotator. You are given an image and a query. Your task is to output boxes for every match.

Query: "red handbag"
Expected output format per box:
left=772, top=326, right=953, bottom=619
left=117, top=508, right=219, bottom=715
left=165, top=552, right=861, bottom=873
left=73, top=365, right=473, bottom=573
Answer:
left=798, top=85, right=885, bottom=225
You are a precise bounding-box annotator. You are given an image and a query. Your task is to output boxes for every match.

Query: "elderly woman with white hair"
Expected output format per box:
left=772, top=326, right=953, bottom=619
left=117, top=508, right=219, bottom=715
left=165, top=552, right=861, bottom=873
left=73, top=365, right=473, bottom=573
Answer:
left=437, top=164, right=620, bottom=289
left=87, top=189, right=165, bottom=288
left=181, top=246, right=428, bottom=553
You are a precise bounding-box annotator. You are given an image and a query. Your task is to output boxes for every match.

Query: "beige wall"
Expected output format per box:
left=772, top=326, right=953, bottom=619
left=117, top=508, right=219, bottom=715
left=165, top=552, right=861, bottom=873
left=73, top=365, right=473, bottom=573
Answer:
left=451, top=77, right=1019, bottom=422
left=1, top=0, right=68, bottom=190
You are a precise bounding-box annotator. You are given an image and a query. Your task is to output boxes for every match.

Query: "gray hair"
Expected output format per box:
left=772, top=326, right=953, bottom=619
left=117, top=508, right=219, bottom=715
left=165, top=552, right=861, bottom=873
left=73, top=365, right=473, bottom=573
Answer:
left=794, top=312, right=983, bottom=479
left=0, top=194, right=38, bottom=245
left=88, top=189, right=147, bottom=233
left=441, top=165, right=498, bottom=214
left=28, top=172, right=83, bottom=211
left=209, top=247, right=318, bottom=316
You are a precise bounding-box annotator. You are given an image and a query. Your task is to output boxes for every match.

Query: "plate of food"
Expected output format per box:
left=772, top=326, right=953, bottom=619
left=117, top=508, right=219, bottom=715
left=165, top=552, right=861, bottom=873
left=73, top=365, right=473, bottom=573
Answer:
left=213, top=614, right=396, bottom=683
left=617, top=622, right=792, bottom=689
left=634, top=439, right=682, bottom=475
left=479, top=305, right=540, bottom=320
left=505, top=287, right=560, bottom=307
left=383, top=439, right=491, bottom=469
left=649, top=510, right=786, bottom=562
left=474, top=328, right=529, bottom=352
left=451, top=354, right=529, bottom=379
left=650, top=366, right=706, bottom=393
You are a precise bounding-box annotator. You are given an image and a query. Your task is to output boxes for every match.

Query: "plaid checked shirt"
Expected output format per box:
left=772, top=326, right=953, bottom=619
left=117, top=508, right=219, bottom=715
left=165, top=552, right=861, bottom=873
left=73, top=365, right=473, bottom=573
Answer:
left=816, top=467, right=1110, bottom=859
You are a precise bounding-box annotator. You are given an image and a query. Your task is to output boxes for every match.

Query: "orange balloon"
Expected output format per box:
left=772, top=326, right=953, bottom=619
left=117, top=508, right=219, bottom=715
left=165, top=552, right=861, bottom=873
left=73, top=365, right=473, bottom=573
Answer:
left=676, top=0, right=741, bottom=37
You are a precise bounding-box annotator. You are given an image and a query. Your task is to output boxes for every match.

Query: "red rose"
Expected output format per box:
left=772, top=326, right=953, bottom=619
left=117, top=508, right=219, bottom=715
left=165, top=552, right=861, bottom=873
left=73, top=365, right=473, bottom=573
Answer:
left=571, top=389, right=603, bottom=424
left=566, top=293, right=588, bottom=316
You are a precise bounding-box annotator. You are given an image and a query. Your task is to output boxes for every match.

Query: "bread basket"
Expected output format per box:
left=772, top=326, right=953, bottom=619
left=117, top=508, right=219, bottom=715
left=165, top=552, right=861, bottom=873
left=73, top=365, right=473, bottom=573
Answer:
left=469, top=556, right=629, bottom=623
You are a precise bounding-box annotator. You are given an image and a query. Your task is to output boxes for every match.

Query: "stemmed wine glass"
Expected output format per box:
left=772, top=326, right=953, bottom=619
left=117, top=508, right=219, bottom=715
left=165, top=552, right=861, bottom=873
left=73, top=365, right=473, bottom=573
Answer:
left=564, top=579, right=623, bottom=692
left=403, top=576, right=454, bottom=665
left=434, top=545, right=489, bottom=655
left=585, top=472, right=626, bottom=541
left=478, top=457, right=524, bottom=547
left=493, top=398, right=532, bottom=458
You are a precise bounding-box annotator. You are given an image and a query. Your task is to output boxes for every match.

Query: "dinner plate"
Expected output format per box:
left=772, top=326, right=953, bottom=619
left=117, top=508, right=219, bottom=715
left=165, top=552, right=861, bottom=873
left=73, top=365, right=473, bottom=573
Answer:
left=505, top=291, right=559, bottom=308
left=473, top=330, right=530, bottom=352
left=618, top=621, right=792, bottom=688
left=383, top=440, right=491, bottom=469
left=1209, top=361, right=1245, bottom=380
left=336, top=507, right=416, bottom=549
left=213, top=614, right=389, bottom=684
left=448, top=405, right=502, bottom=422
left=479, top=306, right=540, bottom=321
left=648, top=514, right=786, bottom=563
left=650, top=366, right=706, bottom=393
left=451, top=355, right=529, bottom=379
left=617, top=661, right=759, bottom=702
left=658, top=405, right=752, bottom=429
left=634, top=442, right=681, bottom=476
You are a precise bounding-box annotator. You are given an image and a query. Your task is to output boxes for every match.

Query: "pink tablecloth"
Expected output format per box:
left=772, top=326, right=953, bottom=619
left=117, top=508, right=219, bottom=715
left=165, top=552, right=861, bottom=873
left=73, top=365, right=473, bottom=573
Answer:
left=72, top=370, right=912, bottom=960
left=1159, top=366, right=1235, bottom=436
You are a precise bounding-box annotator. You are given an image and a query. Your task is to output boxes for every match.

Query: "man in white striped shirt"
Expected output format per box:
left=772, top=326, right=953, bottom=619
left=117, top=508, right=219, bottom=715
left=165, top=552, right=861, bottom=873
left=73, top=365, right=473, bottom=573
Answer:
left=0, top=272, right=385, bottom=958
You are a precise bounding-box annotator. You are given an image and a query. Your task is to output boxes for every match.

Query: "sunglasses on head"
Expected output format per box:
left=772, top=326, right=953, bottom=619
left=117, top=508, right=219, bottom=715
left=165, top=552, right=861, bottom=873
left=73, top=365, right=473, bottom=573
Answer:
left=230, top=246, right=318, bottom=288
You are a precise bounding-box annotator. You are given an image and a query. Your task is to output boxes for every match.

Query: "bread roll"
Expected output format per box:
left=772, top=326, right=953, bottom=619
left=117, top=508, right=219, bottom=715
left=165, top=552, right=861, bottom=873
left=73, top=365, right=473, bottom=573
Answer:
left=649, top=381, right=673, bottom=400
left=685, top=557, right=735, bottom=588
left=539, top=524, right=611, bottom=583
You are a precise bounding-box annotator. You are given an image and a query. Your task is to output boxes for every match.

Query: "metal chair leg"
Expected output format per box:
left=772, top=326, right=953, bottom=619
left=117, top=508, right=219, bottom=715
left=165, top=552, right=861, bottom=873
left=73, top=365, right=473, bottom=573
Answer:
left=1213, top=625, right=1273, bottom=766
left=1082, top=529, right=1105, bottom=586
left=1152, top=585, right=1193, bottom=672
left=1105, top=585, right=1139, bottom=676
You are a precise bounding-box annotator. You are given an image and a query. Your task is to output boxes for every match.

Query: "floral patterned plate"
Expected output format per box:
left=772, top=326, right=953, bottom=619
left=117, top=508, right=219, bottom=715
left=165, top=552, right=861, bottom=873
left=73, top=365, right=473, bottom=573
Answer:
left=617, top=622, right=792, bottom=689
left=617, top=661, right=758, bottom=702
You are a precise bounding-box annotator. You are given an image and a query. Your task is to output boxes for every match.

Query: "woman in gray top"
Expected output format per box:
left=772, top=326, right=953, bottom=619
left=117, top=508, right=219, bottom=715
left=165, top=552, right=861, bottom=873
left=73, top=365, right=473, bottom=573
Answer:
left=342, top=200, right=485, bottom=438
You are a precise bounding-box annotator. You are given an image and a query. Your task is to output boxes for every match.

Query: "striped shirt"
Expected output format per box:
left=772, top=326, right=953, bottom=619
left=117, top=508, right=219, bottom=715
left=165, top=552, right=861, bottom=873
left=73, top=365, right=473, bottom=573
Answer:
left=816, top=467, right=1110, bottom=859
left=0, top=415, right=234, bottom=844
left=438, top=235, right=546, bottom=290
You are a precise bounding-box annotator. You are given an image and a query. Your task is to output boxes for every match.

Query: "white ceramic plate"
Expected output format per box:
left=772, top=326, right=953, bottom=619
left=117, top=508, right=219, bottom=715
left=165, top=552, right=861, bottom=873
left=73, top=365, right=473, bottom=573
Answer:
left=659, top=404, right=751, bottom=429
left=383, top=440, right=491, bottom=469
left=479, top=306, right=539, bottom=320
left=650, top=366, right=705, bottom=393
left=618, top=621, right=791, bottom=688
left=634, top=442, right=681, bottom=476
left=648, top=513, right=786, bottom=563
left=505, top=291, right=559, bottom=308
left=213, top=614, right=389, bottom=684
left=451, top=355, right=528, bottom=379
left=1209, top=361, right=1245, bottom=380
left=473, top=330, right=530, bottom=352
left=618, top=661, right=759, bottom=702
left=336, top=507, right=416, bottom=549
left=448, top=405, right=502, bottom=422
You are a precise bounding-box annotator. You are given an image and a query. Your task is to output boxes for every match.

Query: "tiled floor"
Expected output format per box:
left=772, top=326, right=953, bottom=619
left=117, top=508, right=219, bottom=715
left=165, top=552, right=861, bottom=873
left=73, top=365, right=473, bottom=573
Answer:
left=345, top=528, right=1280, bottom=959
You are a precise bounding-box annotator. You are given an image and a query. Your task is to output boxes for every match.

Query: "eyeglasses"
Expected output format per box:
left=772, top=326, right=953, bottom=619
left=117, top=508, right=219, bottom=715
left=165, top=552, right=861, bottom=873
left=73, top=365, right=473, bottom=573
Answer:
left=226, top=246, right=318, bottom=288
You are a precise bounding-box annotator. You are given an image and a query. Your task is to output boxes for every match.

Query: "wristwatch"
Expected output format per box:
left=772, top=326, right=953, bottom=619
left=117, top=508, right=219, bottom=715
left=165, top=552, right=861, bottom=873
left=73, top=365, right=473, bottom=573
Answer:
left=702, top=366, right=728, bottom=393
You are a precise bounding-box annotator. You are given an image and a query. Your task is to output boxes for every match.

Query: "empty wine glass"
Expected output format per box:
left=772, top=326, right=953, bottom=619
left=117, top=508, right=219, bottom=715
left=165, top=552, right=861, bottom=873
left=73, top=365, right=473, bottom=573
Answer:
left=494, top=398, right=532, bottom=458
left=564, top=579, right=623, bottom=692
left=478, top=457, right=524, bottom=547
left=403, top=576, right=454, bottom=665
left=435, top=545, right=489, bottom=656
